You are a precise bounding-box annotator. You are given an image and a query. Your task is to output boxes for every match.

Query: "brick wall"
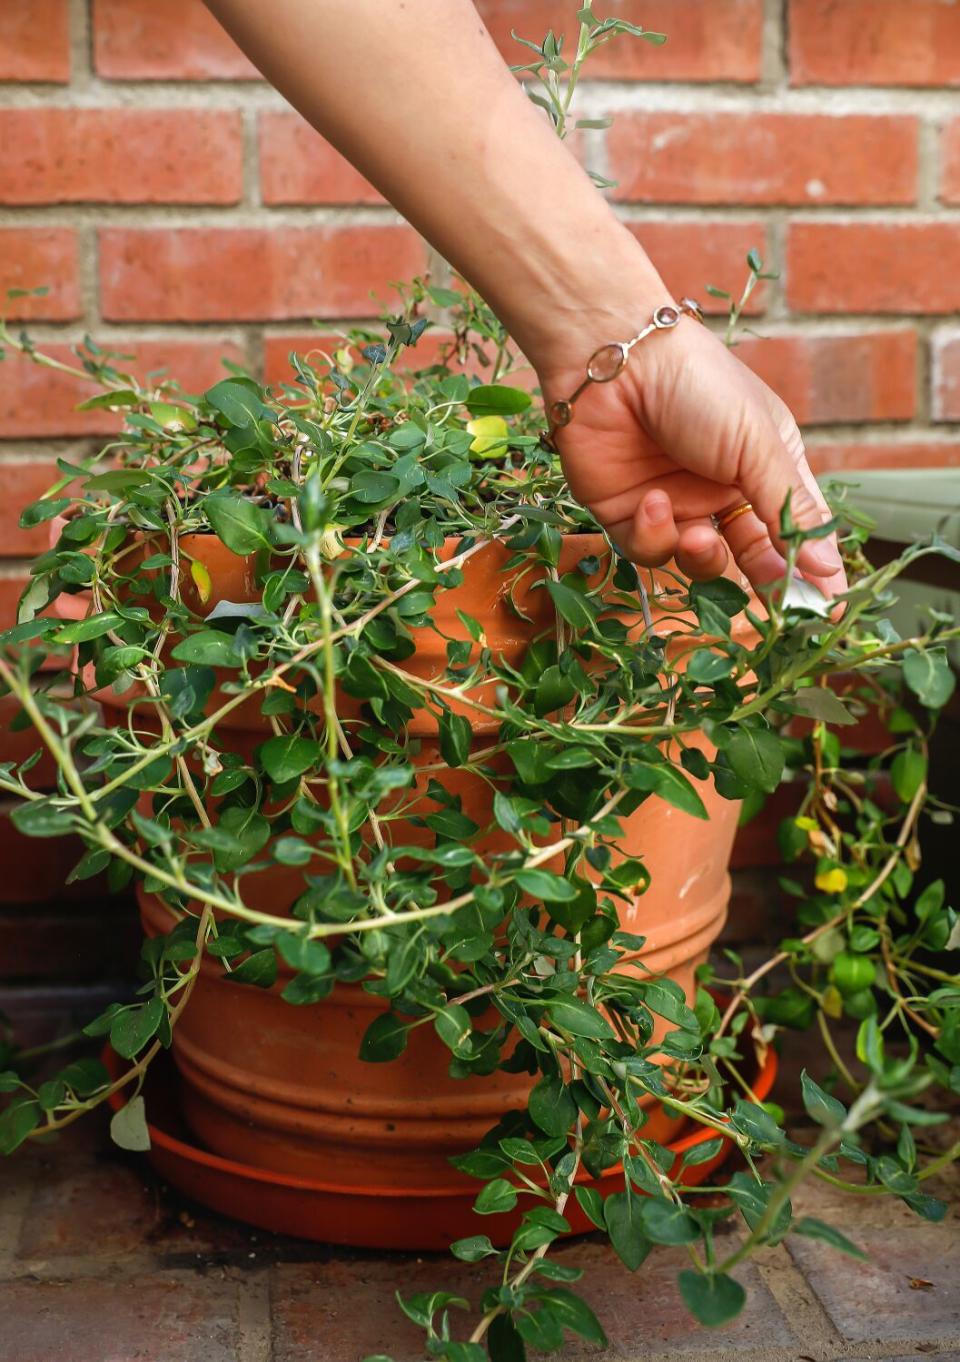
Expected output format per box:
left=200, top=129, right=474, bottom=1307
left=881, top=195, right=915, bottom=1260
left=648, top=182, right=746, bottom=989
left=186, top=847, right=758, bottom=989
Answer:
left=0, top=0, right=958, bottom=940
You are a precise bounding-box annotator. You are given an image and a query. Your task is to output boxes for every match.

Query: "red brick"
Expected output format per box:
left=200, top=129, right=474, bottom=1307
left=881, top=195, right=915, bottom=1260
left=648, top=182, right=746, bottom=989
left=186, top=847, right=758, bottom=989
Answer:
left=0, top=228, right=79, bottom=320
left=0, top=0, right=70, bottom=82
left=806, top=441, right=960, bottom=476
left=93, top=0, right=258, bottom=80
left=737, top=330, right=917, bottom=425
left=259, top=112, right=382, bottom=205
left=609, top=113, right=917, bottom=206
left=0, top=109, right=243, bottom=205
left=940, top=118, right=960, bottom=204
left=100, top=227, right=428, bottom=323
left=478, top=0, right=764, bottom=82
left=627, top=221, right=770, bottom=315
left=0, top=461, right=64, bottom=553
left=0, top=1275, right=243, bottom=1362
left=789, top=0, right=960, bottom=87
left=0, top=340, right=245, bottom=438
left=787, top=223, right=960, bottom=314
left=933, top=329, right=960, bottom=421
left=0, top=902, right=140, bottom=975
left=0, top=807, right=89, bottom=907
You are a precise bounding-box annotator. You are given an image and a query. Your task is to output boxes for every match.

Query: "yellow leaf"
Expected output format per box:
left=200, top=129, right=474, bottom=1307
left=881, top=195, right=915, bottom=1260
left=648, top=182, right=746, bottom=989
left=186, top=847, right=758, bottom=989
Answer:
left=795, top=816, right=818, bottom=831
left=815, top=866, right=848, bottom=895
left=150, top=402, right=196, bottom=433
left=190, top=558, right=212, bottom=604
left=466, top=415, right=508, bottom=458
left=821, top=984, right=844, bottom=1020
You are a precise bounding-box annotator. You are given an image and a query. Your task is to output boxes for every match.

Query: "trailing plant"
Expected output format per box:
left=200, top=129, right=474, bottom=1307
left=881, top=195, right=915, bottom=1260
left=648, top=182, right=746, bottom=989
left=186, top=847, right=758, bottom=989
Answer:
left=0, top=7, right=957, bottom=1357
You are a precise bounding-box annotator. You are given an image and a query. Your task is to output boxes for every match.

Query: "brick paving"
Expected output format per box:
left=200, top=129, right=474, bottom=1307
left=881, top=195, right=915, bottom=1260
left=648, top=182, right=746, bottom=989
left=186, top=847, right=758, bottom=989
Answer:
left=0, top=1076, right=956, bottom=1362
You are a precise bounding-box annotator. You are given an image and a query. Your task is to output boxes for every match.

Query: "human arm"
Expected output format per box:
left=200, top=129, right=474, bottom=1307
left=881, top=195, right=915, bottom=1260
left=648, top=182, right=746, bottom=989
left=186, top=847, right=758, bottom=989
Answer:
left=204, top=0, right=845, bottom=593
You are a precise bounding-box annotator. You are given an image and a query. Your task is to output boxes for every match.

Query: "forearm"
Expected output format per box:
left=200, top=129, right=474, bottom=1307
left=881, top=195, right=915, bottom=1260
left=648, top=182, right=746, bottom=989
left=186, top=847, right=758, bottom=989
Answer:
left=204, top=0, right=666, bottom=368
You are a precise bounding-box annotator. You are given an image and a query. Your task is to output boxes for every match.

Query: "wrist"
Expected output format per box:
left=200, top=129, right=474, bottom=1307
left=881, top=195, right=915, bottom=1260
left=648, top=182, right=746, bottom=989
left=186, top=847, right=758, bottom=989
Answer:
left=481, top=216, right=672, bottom=381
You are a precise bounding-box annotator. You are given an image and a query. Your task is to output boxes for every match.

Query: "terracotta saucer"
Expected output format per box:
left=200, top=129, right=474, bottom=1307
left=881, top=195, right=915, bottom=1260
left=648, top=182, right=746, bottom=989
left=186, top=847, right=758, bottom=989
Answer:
left=104, top=1028, right=777, bottom=1251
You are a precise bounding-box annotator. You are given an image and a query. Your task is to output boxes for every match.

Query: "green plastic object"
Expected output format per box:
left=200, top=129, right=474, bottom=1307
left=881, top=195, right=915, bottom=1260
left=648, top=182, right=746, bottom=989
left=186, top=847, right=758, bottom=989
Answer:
left=819, top=468, right=960, bottom=668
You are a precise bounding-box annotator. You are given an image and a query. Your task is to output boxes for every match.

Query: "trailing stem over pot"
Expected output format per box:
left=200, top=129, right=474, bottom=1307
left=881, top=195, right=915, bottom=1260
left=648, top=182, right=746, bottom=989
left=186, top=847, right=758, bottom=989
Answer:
left=0, top=271, right=957, bottom=1350
left=0, top=7, right=958, bottom=1356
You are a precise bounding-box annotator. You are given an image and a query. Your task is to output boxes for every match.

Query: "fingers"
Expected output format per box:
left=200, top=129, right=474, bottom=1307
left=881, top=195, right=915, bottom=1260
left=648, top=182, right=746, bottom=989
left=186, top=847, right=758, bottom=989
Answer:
left=675, top=520, right=729, bottom=581
left=612, top=489, right=679, bottom=566
left=739, top=414, right=844, bottom=584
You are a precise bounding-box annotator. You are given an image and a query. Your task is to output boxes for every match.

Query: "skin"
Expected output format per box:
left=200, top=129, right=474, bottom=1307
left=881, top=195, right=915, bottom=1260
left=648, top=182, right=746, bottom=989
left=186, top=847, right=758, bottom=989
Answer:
left=204, top=0, right=846, bottom=597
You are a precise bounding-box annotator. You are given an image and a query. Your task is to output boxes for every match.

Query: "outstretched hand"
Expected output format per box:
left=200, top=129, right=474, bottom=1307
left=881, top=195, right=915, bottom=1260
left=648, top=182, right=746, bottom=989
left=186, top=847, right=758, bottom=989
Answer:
left=538, top=317, right=847, bottom=599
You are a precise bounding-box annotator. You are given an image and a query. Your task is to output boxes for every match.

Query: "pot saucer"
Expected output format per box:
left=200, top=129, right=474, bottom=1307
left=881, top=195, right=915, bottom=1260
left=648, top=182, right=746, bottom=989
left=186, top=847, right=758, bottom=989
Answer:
left=103, top=1034, right=777, bottom=1252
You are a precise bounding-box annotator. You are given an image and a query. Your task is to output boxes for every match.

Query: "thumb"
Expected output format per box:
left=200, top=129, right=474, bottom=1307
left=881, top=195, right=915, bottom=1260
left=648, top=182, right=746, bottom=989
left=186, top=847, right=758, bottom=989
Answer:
left=738, top=416, right=842, bottom=580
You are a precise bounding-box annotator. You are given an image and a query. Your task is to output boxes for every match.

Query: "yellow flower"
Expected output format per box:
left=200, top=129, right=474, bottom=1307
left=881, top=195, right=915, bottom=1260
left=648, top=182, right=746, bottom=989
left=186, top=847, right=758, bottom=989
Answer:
left=815, top=866, right=848, bottom=895
left=466, top=415, right=509, bottom=458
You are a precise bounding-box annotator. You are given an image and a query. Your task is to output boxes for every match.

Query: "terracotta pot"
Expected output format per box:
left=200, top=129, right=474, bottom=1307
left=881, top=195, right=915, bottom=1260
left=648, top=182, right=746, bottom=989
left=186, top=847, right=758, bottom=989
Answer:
left=103, top=1032, right=778, bottom=1251
left=68, top=523, right=754, bottom=1236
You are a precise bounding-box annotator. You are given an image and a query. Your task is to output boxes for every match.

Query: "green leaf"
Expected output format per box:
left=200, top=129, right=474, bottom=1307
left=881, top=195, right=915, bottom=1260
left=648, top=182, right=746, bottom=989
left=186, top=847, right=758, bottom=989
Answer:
left=205, top=378, right=275, bottom=429
left=0, top=1098, right=41, bottom=1154
left=903, top=647, right=955, bottom=709
left=434, top=1004, right=472, bottom=1055
left=642, top=980, right=700, bottom=1033
left=792, top=1216, right=866, bottom=1259
left=801, top=1069, right=846, bottom=1127
left=204, top=491, right=275, bottom=556
left=170, top=630, right=240, bottom=667
left=83, top=468, right=153, bottom=492
left=604, top=1191, right=651, bottom=1270
left=19, top=497, right=71, bottom=529
left=110, top=1094, right=151, bottom=1152
left=450, top=1234, right=497, bottom=1262
left=514, top=869, right=578, bottom=903
left=640, top=1197, right=700, bottom=1245
left=677, top=1271, right=746, bottom=1328
left=726, top=728, right=784, bottom=793
left=488, top=1312, right=526, bottom=1362
left=219, top=947, right=274, bottom=989
left=530, top=1289, right=606, bottom=1346
left=359, top=1012, right=409, bottom=1062
left=529, top=1073, right=577, bottom=1137
left=685, top=648, right=733, bottom=685
left=891, top=747, right=926, bottom=804
left=474, top=1178, right=518, bottom=1214
left=574, top=1185, right=606, bottom=1230
left=10, top=800, right=74, bottom=838
left=53, top=611, right=122, bottom=645
left=109, top=997, right=165, bottom=1059
left=691, top=576, right=749, bottom=620
left=276, top=932, right=330, bottom=975
left=260, top=734, right=321, bottom=783
left=789, top=687, right=856, bottom=726
left=546, top=994, right=614, bottom=1040
left=682, top=1136, right=726, bottom=1168
left=438, top=710, right=471, bottom=767
left=464, top=384, right=532, bottom=417
left=545, top=580, right=597, bottom=631
left=625, top=762, right=708, bottom=820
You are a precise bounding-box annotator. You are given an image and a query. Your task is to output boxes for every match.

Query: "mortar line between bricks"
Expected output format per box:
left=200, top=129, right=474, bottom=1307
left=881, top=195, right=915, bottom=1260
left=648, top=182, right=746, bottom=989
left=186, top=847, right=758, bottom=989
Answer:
left=4, top=80, right=960, bottom=115
left=760, top=0, right=787, bottom=91
left=0, top=1176, right=34, bottom=1278
left=9, top=205, right=960, bottom=229
left=753, top=1244, right=846, bottom=1358
left=7, top=316, right=960, bottom=346
left=235, top=1270, right=273, bottom=1362
left=67, top=0, right=93, bottom=92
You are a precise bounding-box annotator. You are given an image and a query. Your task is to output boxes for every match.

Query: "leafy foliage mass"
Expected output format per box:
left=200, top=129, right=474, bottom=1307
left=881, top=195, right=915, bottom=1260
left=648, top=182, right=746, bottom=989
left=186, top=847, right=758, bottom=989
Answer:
left=0, top=7, right=957, bottom=1357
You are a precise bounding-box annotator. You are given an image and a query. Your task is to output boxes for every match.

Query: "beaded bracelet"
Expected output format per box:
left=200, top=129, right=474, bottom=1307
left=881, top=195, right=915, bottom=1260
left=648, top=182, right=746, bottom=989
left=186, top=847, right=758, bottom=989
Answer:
left=544, top=296, right=705, bottom=447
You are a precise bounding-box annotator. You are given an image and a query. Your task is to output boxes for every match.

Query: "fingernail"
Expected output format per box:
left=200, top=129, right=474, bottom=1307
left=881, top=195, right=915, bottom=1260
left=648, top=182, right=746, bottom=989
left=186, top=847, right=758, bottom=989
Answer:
left=645, top=493, right=670, bottom=525
left=806, top=540, right=843, bottom=574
